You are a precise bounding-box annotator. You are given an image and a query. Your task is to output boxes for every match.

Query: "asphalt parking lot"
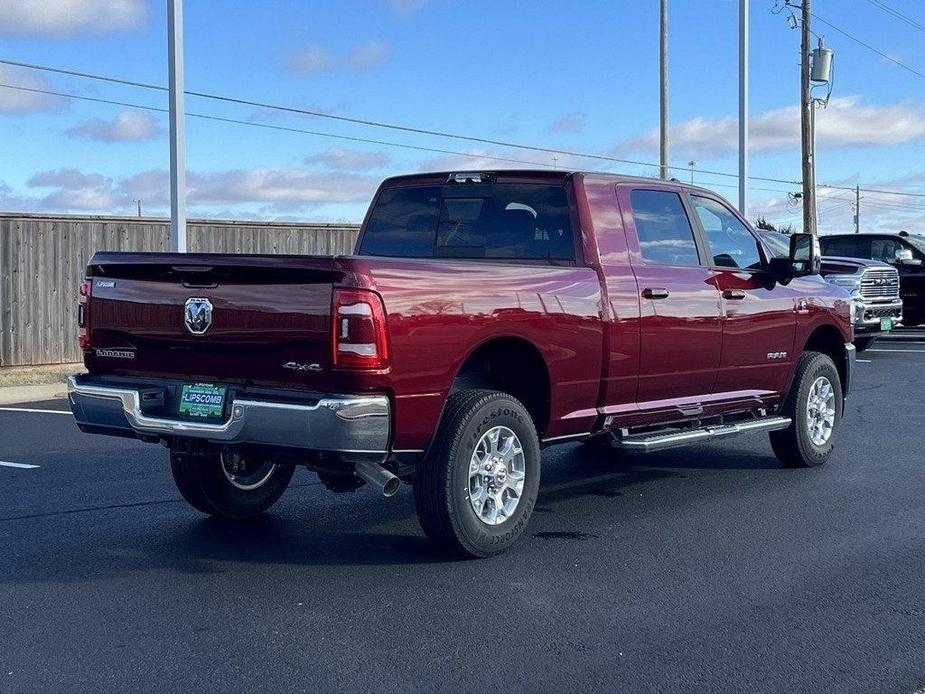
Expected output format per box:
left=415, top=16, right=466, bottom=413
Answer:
left=1, top=330, right=924, bottom=694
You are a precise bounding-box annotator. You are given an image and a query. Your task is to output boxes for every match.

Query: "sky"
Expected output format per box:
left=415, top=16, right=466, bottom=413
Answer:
left=0, top=0, right=924, bottom=233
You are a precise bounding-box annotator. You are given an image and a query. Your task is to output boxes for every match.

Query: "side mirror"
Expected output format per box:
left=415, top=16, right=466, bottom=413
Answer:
left=895, top=248, right=923, bottom=267
left=790, top=233, right=821, bottom=276
left=769, top=233, right=820, bottom=280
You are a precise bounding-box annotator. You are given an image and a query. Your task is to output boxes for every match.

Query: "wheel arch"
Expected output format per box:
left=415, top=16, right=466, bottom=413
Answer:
left=447, top=335, right=552, bottom=437
left=800, top=324, right=848, bottom=393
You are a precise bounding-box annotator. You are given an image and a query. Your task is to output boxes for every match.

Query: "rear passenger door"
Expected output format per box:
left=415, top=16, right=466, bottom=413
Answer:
left=624, top=188, right=723, bottom=405
left=688, top=194, right=796, bottom=396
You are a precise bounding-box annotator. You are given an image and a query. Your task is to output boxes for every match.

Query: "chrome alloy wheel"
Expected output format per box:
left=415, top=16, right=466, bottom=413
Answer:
left=468, top=426, right=526, bottom=526
left=221, top=451, right=278, bottom=491
left=806, top=376, right=836, bottom=446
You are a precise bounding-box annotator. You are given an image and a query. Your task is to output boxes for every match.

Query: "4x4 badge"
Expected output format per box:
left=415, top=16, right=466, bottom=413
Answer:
left=184, top=297, right=213, bottom=335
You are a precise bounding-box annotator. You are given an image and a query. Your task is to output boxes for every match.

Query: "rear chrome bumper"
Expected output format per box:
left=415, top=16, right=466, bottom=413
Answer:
left=67, top=375, right=390, bottom=454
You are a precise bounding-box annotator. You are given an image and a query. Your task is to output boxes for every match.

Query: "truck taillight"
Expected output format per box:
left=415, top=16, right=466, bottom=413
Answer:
left=332, top=288, right=389, bottom=370
left=78, top=279, right=91, bottom=350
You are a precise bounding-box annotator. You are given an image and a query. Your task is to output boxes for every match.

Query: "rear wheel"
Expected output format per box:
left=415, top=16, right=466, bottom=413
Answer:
left=413, top=390, right=541, bottom=558
left=770, top=351, right=842, bottom=468
left=170, top=449, right=294, bottom=518
left=853, top=336, right=876, bottom=352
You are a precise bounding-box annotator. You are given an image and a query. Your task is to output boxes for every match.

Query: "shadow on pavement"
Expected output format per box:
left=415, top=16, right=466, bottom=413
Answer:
left=0, top=439, right=784, bottom=581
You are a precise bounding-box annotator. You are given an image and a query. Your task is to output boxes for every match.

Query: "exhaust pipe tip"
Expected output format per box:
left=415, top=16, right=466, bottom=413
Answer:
left=354, top=460, right=401, bottom=498
left=382, top=477, right=401, bottom=498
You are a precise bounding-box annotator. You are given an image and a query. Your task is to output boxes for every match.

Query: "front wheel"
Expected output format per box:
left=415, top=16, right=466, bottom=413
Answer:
left=413, top=390, right=541, bottom=558
left=770, top=351, right=842, bottom=468
left=170, top=449, right=294, bottom=518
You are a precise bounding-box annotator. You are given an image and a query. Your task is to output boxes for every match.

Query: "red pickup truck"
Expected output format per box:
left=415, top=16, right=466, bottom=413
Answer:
left=69, top=171, right=854, bottom=557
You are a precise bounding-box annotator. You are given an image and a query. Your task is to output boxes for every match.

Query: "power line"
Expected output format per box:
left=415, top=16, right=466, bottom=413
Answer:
left=866, top=0, right=925, bottom=34
left=4, top=57, right=925, bottom=204
left=0, top=82, right=565, bottom=170
left=0, top=56, right=808, bottom=187
left=811, top=12, right=925, bottom=81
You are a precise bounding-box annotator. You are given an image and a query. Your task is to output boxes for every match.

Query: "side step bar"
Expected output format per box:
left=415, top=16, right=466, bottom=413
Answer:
left=614, top=416, right=791, bottom=453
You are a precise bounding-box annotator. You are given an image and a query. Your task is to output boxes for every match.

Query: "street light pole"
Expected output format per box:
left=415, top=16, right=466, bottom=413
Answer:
left=854, top=184, right=860, bottom=233
left=800, top=0, right=817, bottom=236
left=738, top=0, right=748, bottom=217
left=659, top=0, right=669, bottom=180
left=167, top=0, right=187, bottom=252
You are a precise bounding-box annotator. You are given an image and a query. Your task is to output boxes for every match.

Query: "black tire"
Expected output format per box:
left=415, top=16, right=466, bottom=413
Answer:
left=769, top=351, right=842, bottom=468
left=413, top=390, right=541, bottom=558
left=169, top=449, right=294, bottom=518
left=853, top=336, right=876, bottom=352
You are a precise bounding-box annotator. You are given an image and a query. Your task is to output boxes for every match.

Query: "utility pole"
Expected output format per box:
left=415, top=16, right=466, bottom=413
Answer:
left=688, top=160, right=696, bottom=185
left=854, top=184, right=860, bottom=233
left=132, top=198, right=143, bottom=218
left=659, top=0, right=669, bottom=180
left=799, top=0, right=817, bottom=235
left=167, top=0, right=187, bottom=252
left=738, top=0, right=749, bottom=216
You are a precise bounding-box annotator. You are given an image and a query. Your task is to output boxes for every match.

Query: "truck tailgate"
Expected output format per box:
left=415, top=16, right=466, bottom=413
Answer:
left=84, top=252, right=342, bottom=388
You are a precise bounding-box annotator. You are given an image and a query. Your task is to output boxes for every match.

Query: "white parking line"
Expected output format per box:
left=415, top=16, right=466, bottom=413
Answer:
left=0, top=407, right=71, bottom=415
left=857, top=359, right=872, bottom=363
left=0, top=461, right=39, bottom=469
left=880, top=340, right=925, bottom=344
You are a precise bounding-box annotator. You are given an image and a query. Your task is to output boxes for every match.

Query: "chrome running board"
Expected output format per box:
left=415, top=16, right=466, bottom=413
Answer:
left=614, top=416, right=791, bottom=453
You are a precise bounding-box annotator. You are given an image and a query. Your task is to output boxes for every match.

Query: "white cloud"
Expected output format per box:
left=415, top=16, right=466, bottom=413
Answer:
left=388, top=0, right=429, bottom=17
left=187, top=169, right=377, bottom=211
left=288, top=46, right=331, bottom=75
left=304, top=147, right=390, bottom=170
left=288, top=40, right=390, bottom=75
left=12, top=165, right=377, bottom=215
left=0, top=65, right=62, bottom=114
left=613, top=97, right=925, bottom=158
left=419, top=148, right=589, bottom=172
left=347, top=40, right=390, bottom=70
left=0, top=0, right=146, bottom=37
left=27, top=168, right=117, bottom=210
left=549, top=112, right=586, bottom=134
left=66, top=111, right=164, bottom=142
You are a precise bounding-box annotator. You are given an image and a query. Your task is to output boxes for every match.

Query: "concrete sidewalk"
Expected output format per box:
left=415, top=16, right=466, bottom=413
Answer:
left=0, top=363, right=82, bottom=405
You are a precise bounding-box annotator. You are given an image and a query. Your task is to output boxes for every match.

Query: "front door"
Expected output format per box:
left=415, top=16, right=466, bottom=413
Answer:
left=687, top=194, right=796, bottom=397
left=623, top=188, right=723, bottom=407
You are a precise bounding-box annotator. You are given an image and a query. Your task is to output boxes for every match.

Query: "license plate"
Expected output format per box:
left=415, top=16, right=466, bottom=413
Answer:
left=880, top=317, right=893, bottom=332
left=179, top=383, right=226, bottom=419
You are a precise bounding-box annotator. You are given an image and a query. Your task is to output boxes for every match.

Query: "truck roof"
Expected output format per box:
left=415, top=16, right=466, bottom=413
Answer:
left=379, top=169, right=720, bottom=196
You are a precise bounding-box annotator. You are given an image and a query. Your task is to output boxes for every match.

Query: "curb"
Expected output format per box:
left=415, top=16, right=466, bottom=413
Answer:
left=0, top=383, right=69, bottom=406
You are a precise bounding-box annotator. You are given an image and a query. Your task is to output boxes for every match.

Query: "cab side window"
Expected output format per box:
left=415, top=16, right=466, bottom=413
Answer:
left=629, top=190, right=700, bottom=266
left=819, top=236, right=870, bottom=259
left=690, top=196, right=762, bottom=270
left=870, top=237, right=903, bottom=263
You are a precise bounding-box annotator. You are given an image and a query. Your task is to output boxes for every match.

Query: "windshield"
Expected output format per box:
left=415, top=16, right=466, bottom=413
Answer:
left=759, top=231, right=791, bottom=258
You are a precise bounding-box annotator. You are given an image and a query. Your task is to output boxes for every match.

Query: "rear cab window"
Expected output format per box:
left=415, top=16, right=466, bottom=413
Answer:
left=359, top=178, right=576, bottom=263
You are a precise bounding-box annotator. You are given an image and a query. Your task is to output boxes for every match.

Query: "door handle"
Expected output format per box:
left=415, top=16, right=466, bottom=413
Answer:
left=722, top=289, right=746, bottom=300
left=642, top=287, right=670, bottom=300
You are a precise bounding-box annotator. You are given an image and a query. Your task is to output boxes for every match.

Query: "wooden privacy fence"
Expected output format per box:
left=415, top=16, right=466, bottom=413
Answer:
left=0, top=214, right=360, bottom=367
